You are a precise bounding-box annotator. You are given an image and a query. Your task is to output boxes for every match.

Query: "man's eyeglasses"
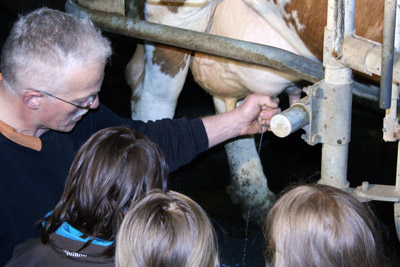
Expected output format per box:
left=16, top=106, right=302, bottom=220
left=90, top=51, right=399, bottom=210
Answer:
left=35, top=90, right=97, bottom=110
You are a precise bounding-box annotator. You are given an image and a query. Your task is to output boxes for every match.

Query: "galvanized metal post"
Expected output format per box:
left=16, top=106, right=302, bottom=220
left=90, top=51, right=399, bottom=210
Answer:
left=393, top=0, right=400, bottom=243
left=344, top=0, right=355, bottom=35
left=318, top=0, right=354, bottom=189
left=380, top=0, right=397, bottom=109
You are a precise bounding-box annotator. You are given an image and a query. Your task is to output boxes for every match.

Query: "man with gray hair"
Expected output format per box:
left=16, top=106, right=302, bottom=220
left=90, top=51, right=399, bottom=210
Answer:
left=0, top=7, right=279, bottom=263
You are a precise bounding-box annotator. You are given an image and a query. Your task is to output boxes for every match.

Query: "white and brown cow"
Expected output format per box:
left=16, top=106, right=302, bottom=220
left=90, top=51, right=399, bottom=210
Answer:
left=123, top=0, right=384, bottom=222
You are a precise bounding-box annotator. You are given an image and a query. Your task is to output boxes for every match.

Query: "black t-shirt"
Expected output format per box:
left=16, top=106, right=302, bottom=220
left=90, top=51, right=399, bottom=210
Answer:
left=0, top=104, right=208, bottom=264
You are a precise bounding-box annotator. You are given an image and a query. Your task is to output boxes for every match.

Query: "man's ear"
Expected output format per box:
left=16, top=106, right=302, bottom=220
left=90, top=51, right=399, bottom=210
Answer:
left=23, top=91, right=42, bottom=110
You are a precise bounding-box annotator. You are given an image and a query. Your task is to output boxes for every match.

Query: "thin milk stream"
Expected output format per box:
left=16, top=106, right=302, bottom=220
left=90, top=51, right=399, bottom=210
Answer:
left=241, top=128, right=264, bottom=266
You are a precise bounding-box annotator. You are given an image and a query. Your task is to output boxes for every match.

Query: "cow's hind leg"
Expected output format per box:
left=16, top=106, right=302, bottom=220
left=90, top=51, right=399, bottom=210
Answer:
left=126, top=0, right=219, bottom=121
left=213, top=97, right=275, bottom=224
left=127, top=43, right=191, bottom=121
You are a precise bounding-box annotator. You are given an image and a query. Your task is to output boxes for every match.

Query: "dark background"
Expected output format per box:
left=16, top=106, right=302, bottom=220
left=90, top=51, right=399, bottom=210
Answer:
left=1, top=1, right=399, bottom=266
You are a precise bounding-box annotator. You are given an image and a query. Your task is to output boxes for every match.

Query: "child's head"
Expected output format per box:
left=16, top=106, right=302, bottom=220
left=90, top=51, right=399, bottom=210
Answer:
left=42, top=126, right=169, bottom=254
left=264, top=184, right=385, bottom=267
left=116, top=190, right=219, bottom=267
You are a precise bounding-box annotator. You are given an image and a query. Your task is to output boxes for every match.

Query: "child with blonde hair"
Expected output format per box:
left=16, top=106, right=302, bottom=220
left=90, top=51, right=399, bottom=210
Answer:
left=116, top=190, right=219, bottom=267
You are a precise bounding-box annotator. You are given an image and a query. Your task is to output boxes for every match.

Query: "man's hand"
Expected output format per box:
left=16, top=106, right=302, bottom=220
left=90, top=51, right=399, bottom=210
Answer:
left=234, top=93, right=281, bottom=135
left=202, top=94, right=281, bottom=148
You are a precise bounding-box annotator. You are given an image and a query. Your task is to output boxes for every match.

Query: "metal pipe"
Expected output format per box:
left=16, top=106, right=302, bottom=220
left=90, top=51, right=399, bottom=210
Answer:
left=318, top=74, right=352, bottom=189
left=394, top=1, right=400, bottom=190
left=332, top=0, right=344, bottom=54
left=344, top=0, right=355, bottom=35
left=392, top=5, right=399, bottom=243
left=270, top=104, right=309, bottom=138
left=379, top=0, right=397, bottom=109
left=65, top=0, right=382, bottom=101
left=321, top=144, right=350, bottom=188
left=75, top=0, right=125, bottom=15
left=396, top=143, right=400, bottom=192
left=382, top=5, right=399, bottom=142
left=383, top=83, right=400, bottom=141
left=395, top=202, right=400, bottom=242
left=318, top=0, right=352, bottom=188
left=341, top=36, right=400, bottom=84
left=396, top=0, right=400, bottom=51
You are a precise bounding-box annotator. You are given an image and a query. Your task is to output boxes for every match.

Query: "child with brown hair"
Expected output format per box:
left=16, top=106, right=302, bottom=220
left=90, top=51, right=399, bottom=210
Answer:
left=6, top=126, right=169, bottom=266
left=263, top=184, right=387, bottom=267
